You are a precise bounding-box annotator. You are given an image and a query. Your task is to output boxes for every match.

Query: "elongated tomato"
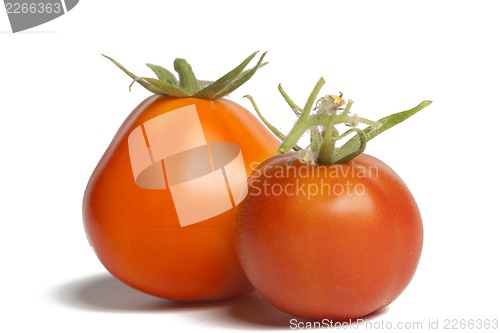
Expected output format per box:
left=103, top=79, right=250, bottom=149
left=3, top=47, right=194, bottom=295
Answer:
left=83, top=53, right=280, bottom=301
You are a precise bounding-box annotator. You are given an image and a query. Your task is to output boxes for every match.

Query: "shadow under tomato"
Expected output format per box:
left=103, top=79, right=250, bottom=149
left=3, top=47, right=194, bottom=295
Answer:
left=52, top=273, right=231, bottom=313
left=217, top=292, right=295, bottom=328
left=52, top=273, right=390, bottom=329
left=51, top=273, right=293, bottom=328
left=219, top=293, right=390, bottom=329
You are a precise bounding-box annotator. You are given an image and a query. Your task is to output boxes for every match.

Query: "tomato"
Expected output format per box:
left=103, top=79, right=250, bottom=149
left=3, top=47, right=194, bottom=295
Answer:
left=83, top=53, right=280, bottom=301
left=234, top=153, right=423, bottom=320
left=234, top=77, right=430, bottom=320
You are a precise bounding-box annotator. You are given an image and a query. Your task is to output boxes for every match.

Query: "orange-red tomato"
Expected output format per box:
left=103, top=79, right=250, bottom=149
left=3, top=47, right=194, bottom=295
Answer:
left=234, top=153, right=423, bottom=319
left=83, top=95, right=279, bottom=301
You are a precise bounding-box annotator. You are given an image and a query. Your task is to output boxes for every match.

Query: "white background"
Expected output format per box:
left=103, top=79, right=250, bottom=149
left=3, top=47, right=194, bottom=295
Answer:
left=1, top=0, right=499, bottom=332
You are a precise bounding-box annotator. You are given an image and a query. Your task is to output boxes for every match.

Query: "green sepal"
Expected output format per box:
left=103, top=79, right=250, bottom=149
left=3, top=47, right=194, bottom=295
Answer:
left=249, top=75, right=432, bottom=165
left=197, top=52, right=268, bottom=99
left=146, top=63, right=177, bottom=84
left=136, top=77, right=190, bottom=97
left=333, top=128, right=368, bottom=164
left=102, top=51, right=267, bottom=100
left=334, top=100, right=432, bottom=163
left=174, top=58, right=199, bottom=94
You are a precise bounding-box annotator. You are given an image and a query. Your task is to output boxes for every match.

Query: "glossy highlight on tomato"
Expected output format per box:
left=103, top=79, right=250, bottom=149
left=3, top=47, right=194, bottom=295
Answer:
left=84, top=96, right=279, bottom=301
left=83, top=53, right=280, bottom=301
left=234, top=77, right=430, bottom=320
left=235, top=153, right=423, bottom=320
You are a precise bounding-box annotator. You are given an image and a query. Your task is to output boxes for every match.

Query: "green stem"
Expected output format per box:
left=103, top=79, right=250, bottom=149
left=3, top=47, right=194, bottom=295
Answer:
left=309, top=113, right=378, bottom=129
left=356, top=116, right=380, bottom=128
left=245, top=95, right=302, bottom=151
left=317, top=116, right=339, bottom=164
left=252, top=75, right=431, bottom=165
left=279, top=77, right=326, bottom=154
left=310, top=126, right=322, bottom=157
left=278, top=83, right=302, bottom=116
left=338, top=99, right=353, bottom=122
left=244, top=95, right=286, bottom=141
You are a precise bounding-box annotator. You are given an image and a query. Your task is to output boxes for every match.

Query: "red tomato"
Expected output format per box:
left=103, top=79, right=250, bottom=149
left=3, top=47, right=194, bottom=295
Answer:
left=234, top=153, right=423, bottom=320
left=83, top=95, right=280, bottom=301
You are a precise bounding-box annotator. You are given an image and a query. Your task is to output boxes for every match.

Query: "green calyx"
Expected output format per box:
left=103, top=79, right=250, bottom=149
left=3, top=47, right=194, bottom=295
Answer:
left=102, top=51, right=267, bottom=100
left=246, top=77, right=432, bottom=165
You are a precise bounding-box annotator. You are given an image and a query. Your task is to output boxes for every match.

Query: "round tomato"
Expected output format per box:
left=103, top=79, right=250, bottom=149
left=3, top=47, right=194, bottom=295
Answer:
left=83, top=53, right=280, bottom=301
left=234, top=152, right=423, bottom=320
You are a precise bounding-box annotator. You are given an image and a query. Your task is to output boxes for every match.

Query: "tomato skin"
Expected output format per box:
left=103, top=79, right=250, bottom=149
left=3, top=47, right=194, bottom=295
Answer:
left=234, top=153, right=423, bottom=319
left=83, top=95, right=280, bottom=301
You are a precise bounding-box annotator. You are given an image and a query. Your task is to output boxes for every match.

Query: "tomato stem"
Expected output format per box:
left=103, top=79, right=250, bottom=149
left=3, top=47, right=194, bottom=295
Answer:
left=245, top=95, right=302, bottom=152
left=278, top=79, right=377, bottom=164
left=244, top=95, right=286, bottom=141
left=278, top=83, right=302, bottom=116
left=279, top=77, right=326, bottom=154
left=247, top=77, right=432, bottom=165
left=357, top=116, right=380, bottom=128
left=317, top=116, right=339, bottom=165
